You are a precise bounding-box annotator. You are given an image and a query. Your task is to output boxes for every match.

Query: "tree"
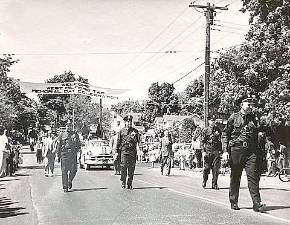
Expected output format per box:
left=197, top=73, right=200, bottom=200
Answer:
left=179, top=117, right=196, bottom=143
left=0, top=55, right=36, bottom=132
left=148, top=82, right=180, bottom=117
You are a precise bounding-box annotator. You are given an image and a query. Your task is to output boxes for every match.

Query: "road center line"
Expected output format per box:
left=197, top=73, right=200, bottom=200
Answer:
left=136, top=179, right=290, bottom=224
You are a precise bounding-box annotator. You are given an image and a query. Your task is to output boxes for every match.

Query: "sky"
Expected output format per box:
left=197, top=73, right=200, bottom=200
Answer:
left=0, top=0, right=249, bottom=103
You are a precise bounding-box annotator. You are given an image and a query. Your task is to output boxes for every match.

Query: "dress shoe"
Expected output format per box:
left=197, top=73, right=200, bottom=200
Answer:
left=253, top=202, right=266, bottom=212
left=127, top=185, right=133, bottom=190
left=121, top=183, right=126, bottom=189
left=63, top=188, right=68, bottom=193
left=202, top=181, right=206, bottom=189
left=231, top=203, right=240, bottom=210
left=68, top=182, right=72, bottom=190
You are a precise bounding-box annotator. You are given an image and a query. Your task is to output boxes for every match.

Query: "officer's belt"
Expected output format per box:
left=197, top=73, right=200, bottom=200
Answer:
left=62, top=148, right=73, bottom=153
left=232, top=141, right=248, bottom=148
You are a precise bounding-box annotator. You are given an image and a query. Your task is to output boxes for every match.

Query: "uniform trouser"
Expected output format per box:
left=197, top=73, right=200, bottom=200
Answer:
left=203, top=152, right=221, bottom=186
left=45, top=153, right=56, bottom=174
left=120, top=154, right=136, bottom=186
left=114, top=155, right=121, bottom=174
left=160, top=156, right=171, bottom=175
left=195, top=149, right=202, bottom=168
left=229, top=150, right=261, bottom=205
left=61, top=152, right=78, bottom=189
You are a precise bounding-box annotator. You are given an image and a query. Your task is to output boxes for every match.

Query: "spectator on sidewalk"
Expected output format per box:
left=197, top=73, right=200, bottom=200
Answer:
left=265, top=137, right=277, bottom=176
left=0, top=126, right=9, bottom=177
left=191, top=124, right=203, bottom=168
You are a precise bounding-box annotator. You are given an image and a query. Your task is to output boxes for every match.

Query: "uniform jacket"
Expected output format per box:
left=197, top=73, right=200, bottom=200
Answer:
left=202, top=124, right=222, bottom=153
left=116, top=127, right=139, bottom=157
left=57, top=131, right=81, bottom=155
left=223, top=111, right=259, bottom=152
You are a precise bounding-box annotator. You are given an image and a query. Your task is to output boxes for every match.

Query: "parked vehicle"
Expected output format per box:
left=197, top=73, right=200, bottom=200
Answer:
left=80, top=139, right=114, bottom=170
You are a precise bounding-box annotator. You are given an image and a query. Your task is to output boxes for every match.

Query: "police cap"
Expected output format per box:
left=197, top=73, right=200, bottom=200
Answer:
left=235, top=93, right=257, bottom=106
left=123, top=115, right=133, bottom=122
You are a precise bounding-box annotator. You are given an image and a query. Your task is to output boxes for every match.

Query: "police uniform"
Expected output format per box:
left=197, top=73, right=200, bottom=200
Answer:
left=116, top=115, right=140, bottom=189
left=202, top=121, right=222, bottom=189
left=223, top=97, right=266, bottom=211
left=57, top=123, right=81, bottom=192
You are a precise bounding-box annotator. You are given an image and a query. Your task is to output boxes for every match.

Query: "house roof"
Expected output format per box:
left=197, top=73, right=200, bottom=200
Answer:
left=163, top=115, right=190, bottom=122
left=154, top=117, right=163, bottom=123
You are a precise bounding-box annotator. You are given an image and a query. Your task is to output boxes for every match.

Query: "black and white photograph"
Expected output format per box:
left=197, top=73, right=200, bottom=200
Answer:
left=0, top=0, right=290, bottom=224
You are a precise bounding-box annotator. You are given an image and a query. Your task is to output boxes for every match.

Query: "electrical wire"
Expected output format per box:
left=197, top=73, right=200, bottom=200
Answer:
left=173, top=61, right=205, bottom=84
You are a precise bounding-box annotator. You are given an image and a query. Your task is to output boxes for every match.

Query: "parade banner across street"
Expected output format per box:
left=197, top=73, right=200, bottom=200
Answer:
left=18, top=81, right=129, bottom=99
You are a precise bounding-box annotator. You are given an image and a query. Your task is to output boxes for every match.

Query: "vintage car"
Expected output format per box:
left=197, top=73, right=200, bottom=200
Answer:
left=80, top=139, right=114, bottom=170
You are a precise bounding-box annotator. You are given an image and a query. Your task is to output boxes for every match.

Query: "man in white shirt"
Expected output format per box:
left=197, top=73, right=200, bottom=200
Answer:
left=43, top=132, right=55, bottom=177
left=0, top=126, right=9, bottom=177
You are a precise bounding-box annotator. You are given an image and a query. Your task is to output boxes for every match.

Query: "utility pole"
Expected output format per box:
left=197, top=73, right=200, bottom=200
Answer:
left=189, top=2, right=228, bottom=127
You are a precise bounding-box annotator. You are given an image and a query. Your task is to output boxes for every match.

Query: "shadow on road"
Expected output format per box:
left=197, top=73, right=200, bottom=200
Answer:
left=260, top=187, right=290, bottom=192
left=72, top=187, right=108, bottom=192
left=20, top=165, right=44, bottom=170
left=133, top=186, right=167, bottom=190
left=0, top=196, right=28, bottom=218
left=0, top=178, right=20, bottom=182
left=14, top=173, right=30, bottom=177
left=242, top=205, right=290, bottom=212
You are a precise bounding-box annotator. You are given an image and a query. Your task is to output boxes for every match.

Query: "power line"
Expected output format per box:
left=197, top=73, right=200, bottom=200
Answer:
left=173, top=61, right=205, bottom=84
left=213, top=24, right=248, bottom=31
left=0, top=50, right=186, bottom=56
left=115, top=6, right=190, bottom=76
left=215, top=20, right=249, bottom=27
left=121, top=15, right=203, bottom=81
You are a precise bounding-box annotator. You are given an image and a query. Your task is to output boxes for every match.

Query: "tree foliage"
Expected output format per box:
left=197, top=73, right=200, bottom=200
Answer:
left=0, top=55, right=36, bottom=131
left=207, top=0, right=290, bottom=122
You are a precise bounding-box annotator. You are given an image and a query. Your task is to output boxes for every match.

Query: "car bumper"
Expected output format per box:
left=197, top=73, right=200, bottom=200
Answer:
left=85, top=159, right=114, bottom=166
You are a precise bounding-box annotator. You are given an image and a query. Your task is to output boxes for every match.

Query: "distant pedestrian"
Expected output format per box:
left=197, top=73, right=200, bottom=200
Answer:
left=28, top=128, right=38, bottom=152
left=159, top=130, right=173, bottom=175
left=116, top=115, right=140, bottom=189
left=43, top=132, right=56, bottom=177
left=223, top=95, right=266, bottom=212
left=109, top=132, right=120, bottom=175
left=191, top=124, right=203, bottom=168
left=201, top=118, right=222, bottom=190
left=57, top=121, right=81, bottom=192
left=265, top=137, right=277, bottom=176
left=0, top=127, right=9, bottom=177
left=36, top=138, right=44, bottom=164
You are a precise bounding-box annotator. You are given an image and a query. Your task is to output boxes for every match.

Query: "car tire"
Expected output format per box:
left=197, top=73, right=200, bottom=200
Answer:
left=85, top=163, right=90, bottom=170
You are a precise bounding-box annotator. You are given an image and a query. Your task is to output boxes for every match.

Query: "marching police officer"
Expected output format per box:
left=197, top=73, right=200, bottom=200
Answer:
left=223, top=96, right=266, bottom=212
left=201, top=118, right=222, bottom=189
left=116, top=115, right=140, bottom=189
left=57, top=121, right=81, bottom=192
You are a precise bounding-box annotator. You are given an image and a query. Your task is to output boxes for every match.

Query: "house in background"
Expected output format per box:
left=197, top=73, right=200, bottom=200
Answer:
left=162, top=115, right=190, bottom=130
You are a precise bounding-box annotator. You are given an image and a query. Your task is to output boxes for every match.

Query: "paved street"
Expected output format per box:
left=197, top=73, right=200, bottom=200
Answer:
left=1, top=147, right=290, bottom=225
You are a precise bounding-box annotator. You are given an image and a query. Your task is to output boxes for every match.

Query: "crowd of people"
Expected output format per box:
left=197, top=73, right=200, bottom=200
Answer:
left=0, top=126, right=23, bottom=178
